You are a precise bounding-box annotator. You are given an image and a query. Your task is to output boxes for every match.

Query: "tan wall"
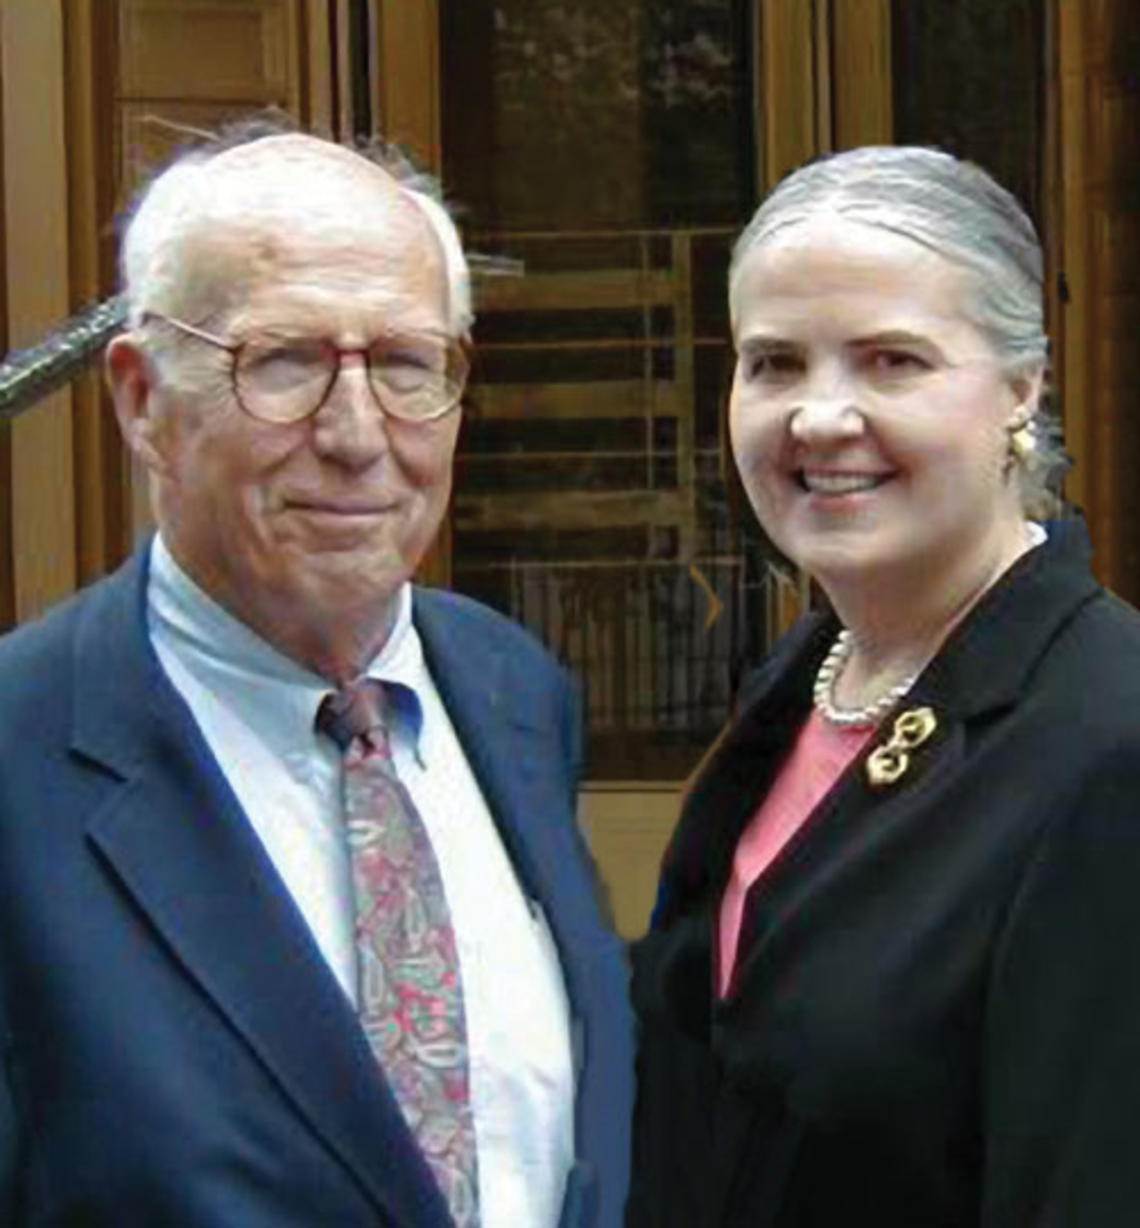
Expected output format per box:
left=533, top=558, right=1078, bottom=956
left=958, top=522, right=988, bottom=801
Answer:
left=1, top=1, right=76, bottom=622
left=579, top=784, right=681, bottom=940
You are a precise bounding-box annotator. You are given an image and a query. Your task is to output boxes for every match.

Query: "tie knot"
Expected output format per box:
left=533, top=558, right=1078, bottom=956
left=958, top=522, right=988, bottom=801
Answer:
left=316, top=679, right=389, bottom=751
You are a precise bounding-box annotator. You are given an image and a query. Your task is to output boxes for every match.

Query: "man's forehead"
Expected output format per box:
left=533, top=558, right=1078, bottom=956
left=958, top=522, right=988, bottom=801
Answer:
left=205, top=133, right=411, bottom=219
left=171, top=136, right=442, bottom=305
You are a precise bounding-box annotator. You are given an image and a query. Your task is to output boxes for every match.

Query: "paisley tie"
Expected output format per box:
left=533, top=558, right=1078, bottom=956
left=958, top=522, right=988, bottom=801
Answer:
left=318, top=679, right=480, bottom=1226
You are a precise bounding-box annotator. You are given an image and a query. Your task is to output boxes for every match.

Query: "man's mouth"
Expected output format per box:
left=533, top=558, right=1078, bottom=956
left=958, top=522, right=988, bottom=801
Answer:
left=284, top=499, right=391, bottom=516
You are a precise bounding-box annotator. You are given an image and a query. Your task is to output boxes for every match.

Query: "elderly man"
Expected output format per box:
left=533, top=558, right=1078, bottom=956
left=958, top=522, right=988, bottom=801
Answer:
left=0, top=130, right=632, bottom=1227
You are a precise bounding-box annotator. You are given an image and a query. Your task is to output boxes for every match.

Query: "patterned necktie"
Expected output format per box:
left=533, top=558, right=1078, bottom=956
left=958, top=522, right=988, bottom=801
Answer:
left=317, top=679, right=480, bottom=1227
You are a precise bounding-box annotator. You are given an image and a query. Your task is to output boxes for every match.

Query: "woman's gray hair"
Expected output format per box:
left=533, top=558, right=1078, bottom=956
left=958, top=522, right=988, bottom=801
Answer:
left=728, top=145, right=1068, bottom=516
left=119, top=114, right=473, bottom=337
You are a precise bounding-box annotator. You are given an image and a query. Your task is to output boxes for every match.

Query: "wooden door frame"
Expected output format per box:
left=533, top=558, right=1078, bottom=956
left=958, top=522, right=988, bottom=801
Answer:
left=753, top=0, right=892, bottom=632
left=1, top=0, right=77, bottom=623
left=756, top=0, right=892, bottom=190
left=1054, top=0, right=1096, bottom=554
left=371, top=0, right=449, bottom=585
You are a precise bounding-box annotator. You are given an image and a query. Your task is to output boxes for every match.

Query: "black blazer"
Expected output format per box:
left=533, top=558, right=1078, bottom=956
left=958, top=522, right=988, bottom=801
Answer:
left=629, top=520, right=1140, bottom=1227
left=0, top=546, right=633, bottom=1227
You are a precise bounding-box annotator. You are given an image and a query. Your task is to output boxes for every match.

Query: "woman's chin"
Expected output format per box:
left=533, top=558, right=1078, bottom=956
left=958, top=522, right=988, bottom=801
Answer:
left=785, top=531, right=898, bottom=583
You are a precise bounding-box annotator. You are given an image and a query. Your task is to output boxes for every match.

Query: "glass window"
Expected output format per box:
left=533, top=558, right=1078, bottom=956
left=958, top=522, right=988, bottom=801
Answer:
left=441, top=0, right=768, bottom=780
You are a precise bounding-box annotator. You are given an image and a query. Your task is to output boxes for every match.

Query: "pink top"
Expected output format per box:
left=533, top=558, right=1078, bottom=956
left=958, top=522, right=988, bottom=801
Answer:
left=718, top=710, right=874, bottom=996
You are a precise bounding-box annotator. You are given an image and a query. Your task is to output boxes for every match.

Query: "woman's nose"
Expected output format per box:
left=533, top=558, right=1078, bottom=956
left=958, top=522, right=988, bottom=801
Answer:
left=788, top=390, right=865, bottom=442
left=783, top=358, right=866, bottom=437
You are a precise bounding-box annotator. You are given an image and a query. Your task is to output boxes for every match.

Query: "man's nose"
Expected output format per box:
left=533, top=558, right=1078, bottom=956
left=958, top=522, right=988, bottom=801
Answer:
left=311, top=352, right=389, bottom=466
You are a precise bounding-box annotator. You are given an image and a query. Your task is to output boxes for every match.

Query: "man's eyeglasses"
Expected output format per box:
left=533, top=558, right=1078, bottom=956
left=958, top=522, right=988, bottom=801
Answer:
left=143, top=312, right=468, bottom=425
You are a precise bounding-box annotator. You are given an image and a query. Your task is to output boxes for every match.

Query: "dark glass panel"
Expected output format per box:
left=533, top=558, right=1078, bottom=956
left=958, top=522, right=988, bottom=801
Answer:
left=892, top=0, right=1045, bottom=223
left=442, top=0, right=766, bottom=780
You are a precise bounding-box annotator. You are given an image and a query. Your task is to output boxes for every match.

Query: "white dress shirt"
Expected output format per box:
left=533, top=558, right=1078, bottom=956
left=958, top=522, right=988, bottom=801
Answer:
left=147, top=535, right=575, bottom=1228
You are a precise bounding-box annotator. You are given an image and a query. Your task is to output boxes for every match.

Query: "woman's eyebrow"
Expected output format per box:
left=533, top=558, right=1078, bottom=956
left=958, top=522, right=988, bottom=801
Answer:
left=849, top=329, right=932, bottom=347
left=736, top=333, right=799, bottom=349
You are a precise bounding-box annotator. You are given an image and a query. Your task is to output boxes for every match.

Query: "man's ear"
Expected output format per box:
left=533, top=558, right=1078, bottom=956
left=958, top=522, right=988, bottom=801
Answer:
left=106, top=334, right=169, bottom=474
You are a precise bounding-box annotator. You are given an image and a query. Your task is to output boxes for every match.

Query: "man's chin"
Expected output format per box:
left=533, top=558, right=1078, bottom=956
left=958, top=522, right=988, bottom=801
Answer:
left=290, top=551, right=408, bottom=603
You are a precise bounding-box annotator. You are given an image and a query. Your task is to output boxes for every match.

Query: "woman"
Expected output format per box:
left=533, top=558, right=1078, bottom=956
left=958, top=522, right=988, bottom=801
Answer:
left=627, top=146, right=1140, bottom=1227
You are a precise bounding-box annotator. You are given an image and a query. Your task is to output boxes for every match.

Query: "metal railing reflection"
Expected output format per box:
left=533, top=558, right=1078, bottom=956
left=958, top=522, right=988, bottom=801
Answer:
left=0, top=295, right=126, bottom=422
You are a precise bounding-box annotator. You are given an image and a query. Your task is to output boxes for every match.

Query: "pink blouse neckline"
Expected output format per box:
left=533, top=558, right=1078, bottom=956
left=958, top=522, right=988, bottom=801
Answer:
left=718, top=709, right=874, bottom=997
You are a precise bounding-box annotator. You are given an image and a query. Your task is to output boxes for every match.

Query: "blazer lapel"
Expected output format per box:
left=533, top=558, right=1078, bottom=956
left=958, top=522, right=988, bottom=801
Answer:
left=657, top=610, right=838, bottom=929
left=70, top=551, right=451, bottom=1228
left=412, top=590, right=567, bottom=912
left=727, top=519, right=1104, bottom=992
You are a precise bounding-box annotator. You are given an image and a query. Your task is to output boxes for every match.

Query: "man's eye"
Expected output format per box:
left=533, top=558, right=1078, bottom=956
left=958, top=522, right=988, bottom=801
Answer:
left=374, top=337, right=444, bottom=370
left=370, top=339, right=450, bottom=397
left=241, top=343, right=327, bottom=390
left=387, top=351, right=433, bottom=375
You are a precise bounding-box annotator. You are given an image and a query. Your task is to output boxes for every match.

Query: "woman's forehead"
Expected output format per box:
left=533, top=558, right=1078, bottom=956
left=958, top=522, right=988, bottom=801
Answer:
left=733, top=217, right=975, bottom=337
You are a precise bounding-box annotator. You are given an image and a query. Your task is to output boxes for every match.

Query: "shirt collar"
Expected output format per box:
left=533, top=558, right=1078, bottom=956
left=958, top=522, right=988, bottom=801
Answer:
left=360, top=587, right=426, bottom=751
left=148, top=534, right=425, bottom=753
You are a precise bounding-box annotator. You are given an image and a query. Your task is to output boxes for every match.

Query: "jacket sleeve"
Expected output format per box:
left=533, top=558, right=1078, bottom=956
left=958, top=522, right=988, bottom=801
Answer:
left=561, top=668, right=584, bottom=800
left=0, top=991, right=17, bottom=1221
left=983, top=748, right=1140, bottom=1225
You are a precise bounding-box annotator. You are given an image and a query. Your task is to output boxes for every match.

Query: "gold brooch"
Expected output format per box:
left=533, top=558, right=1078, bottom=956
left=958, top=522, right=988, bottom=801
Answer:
left=866, top=707, right=938, bottom=788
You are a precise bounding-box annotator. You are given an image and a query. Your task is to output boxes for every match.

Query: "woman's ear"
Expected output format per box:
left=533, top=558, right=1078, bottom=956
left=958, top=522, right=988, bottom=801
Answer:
left=106, top=335, right=169, bottom=474
left=1008, top=364, right=1045, bottom=427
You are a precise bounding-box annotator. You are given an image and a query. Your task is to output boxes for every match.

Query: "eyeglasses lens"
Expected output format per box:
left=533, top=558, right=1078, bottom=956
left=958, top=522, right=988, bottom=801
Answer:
left=236, top=336, right=465, bottom=423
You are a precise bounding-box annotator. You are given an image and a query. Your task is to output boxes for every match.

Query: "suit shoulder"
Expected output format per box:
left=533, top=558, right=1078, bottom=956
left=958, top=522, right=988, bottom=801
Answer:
left=1044, top=587, right=1140, bottom=704
left=412, top=586, right=564, bottom=670
left=0, top=585, right=90, bottom=696
left=0, top=584, right=103, bottom=764
left=989, top=588, right=1140, bottom=809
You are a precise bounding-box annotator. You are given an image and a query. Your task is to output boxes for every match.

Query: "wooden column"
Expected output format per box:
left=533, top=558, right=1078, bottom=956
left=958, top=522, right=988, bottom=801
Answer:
left=1057, top=2, right=1094, bottom=545
left=374, top=0, right=449, bottom=587
left=0, top=11, right=11, bottom=631
left=831, top=0, right=893, bottom=148
left=759, top=0, right=824, bottom=190
left=1, top=0, right=77, bottom=622
left=756, top=0, right=885, bottom=630
left=116, top=0, right=308, bottom=542
left=304, top=0, right=335, bottom=134
left=65, top=0, right=128, bottom=586
left=375, top=0, right=440, bottom=168
left=1056, top=0, right=1140, bottom=600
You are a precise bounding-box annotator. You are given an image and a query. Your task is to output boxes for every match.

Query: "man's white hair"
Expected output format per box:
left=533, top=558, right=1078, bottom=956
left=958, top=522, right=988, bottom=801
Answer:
left=119, top=122, right=473, bottom=336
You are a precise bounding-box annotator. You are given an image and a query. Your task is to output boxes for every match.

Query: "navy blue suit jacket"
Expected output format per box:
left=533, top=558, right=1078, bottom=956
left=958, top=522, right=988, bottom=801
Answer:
left=0, top=547, right=632, bottom=1227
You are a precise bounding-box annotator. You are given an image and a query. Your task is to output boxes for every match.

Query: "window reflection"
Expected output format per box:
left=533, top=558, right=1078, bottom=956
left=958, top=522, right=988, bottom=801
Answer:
left=442, top=1, right=766, bottom=780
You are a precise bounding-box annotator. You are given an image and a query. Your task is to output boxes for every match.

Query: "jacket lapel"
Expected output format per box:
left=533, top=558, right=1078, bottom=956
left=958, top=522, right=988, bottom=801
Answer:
left=656, top=610, right=838, bottom=929
left=725, top=519, right=1103, bottom=990
left=412, top=589, right=570, bottom=913
left=805, top=519, right=1103, bottom=841
left=70, top=550, right=451, bottom=1228
left=414, top=591, right=636, bottom=1228
left=412, top=591, right=604, bottom=1075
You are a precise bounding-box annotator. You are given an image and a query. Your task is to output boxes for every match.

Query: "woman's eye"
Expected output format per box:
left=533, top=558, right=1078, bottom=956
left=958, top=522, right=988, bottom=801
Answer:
left=741, top=350, right=802, bottom=384
left=866, top=349, right=929, bottom=379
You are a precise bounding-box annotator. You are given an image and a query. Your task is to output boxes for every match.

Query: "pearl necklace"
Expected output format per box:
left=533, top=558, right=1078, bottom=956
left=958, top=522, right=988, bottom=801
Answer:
left=812, top=629, right=920, bottom=729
